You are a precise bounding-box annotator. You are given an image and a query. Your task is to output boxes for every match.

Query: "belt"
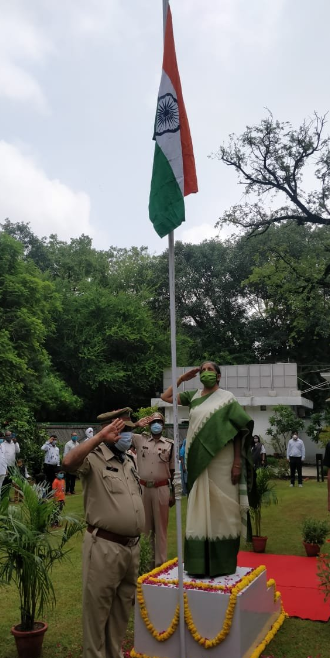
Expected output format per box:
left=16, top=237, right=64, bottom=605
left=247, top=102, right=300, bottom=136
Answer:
left=87, top=525, right=140, bottom=547
left=140, top=479, right=169, bottom=488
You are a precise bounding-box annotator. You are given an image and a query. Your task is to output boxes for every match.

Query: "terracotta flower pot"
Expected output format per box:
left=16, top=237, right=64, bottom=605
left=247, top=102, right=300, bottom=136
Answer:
left=252, top=535, right=268, bottom=553
left=303, top=541, right=321, bottom=557
left=11, top=621, right=48, bottom=658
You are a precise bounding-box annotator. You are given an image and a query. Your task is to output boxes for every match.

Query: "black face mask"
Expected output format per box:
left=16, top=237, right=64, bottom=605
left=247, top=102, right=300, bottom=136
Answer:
left=5, top=437, right=12, bottom=442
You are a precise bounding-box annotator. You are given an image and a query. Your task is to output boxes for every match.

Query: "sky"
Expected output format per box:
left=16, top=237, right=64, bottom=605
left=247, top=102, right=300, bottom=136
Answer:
left=1, top=0, right=329, bottom=254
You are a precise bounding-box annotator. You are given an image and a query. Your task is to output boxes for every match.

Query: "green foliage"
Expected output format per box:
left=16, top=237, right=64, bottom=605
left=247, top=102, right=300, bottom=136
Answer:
left=249, top=467, right=278, bottom=537
left=301, top=518, right=330, bottom=545
left=138, top=533, right=153, bottom=576
left=0, top=473, right=84, bottom=631
left=2, top=217, right=330, bottom=420
left=307, top=410, right=330, bottom=447
left=317, top=553, right=330, bottom=602
left=0, top=231, right=81, bottom=421
left=266, top=405, right=304, bottom=456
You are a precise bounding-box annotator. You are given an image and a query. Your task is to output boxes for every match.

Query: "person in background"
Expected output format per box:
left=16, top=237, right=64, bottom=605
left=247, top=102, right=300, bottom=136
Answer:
left=0, top=434, right=7, bottom=495
left=63, top=431, right=80, bottom=494
left=52, top=469, right=65, bottom=526
left=84, top=427, right=94, bottom=441
left=251, top=435, right=266, bottom=469
left=2, top=430, right=20, bottom=491
left=132, top=411, right=175, bottom=568
left=41, top=435, right=60, bottom=490
left=287, top=432, right=305, bottom=487
left=62, top=408, right=145, bottom=658
left=180, top=438, right=188, bottom=495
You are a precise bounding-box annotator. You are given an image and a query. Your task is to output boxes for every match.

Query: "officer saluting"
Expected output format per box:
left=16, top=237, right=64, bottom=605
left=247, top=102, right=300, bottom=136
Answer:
left=132, top=411, right=175, bottom=567
left=62, top=408, right=145, bottom=658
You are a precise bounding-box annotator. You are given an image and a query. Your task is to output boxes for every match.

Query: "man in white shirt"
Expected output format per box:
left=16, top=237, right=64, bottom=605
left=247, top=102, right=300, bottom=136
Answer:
left=63, top=431, right=80, bottom=494
left=287, top=432, right=305, bottom=487
left=2, top=431, right=20, bottom=489
left=41, top=435, right=60, bottom=490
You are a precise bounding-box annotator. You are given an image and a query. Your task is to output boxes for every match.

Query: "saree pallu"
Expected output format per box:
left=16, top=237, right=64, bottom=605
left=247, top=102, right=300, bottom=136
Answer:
left=180, top=388, right=254, bottom=577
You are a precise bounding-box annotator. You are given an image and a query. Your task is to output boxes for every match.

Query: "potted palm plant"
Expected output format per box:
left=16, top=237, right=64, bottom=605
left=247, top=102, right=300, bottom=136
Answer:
left=302, top=518, right=329, bottom=557
left=0, top=473, right=84, bottom=658
left=250, top=467, right=278, bottom=553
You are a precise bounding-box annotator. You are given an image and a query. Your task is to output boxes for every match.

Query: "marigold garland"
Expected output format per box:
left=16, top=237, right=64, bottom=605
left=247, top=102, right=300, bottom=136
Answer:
left=136, top=560, right=273, bottom=649
left=130, top=603, right=287, bottom=658
left=183, top=565, right=266, bottom=649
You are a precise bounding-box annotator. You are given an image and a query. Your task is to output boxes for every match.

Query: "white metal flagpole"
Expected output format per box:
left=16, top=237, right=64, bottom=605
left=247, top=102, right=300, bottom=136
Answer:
left=168, top=229, right=186, bottom=658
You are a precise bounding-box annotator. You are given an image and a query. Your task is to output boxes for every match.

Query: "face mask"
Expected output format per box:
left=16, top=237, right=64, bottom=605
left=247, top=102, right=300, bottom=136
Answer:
left=151, top=422, right=163, bottom=435
left=52, top=441, right=57, bottom=446
left=0, top=439, right=3, bottom=444
left=116, top=432, right=132, bottom=452
left=5, top=438, right=11, bottom=442
left=58, top=474, right=64, bottom=479
left=72, top=436, right=78, bottom=442
left=200, top=371, right=217, bottom=388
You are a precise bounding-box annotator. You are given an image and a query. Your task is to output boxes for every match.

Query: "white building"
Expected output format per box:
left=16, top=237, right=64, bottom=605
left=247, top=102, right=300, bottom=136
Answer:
left=151, top=363, right=321, bottom=462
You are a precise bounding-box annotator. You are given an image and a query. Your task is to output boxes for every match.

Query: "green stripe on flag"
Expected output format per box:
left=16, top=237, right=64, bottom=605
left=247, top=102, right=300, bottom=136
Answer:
left=149, top=143, right=185, bottom=238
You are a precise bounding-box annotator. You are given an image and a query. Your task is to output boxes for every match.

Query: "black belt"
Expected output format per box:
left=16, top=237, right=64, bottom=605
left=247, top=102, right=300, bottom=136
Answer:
left=87, top=524, right=140, bottom=547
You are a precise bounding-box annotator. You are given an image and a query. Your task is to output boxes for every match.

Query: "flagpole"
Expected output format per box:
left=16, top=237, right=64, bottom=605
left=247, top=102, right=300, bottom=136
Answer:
left=168, top=228, right=186, bottom=658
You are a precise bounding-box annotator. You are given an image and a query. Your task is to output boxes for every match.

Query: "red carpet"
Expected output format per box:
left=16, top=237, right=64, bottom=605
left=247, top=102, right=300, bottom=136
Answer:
left=238, top=551, right=329, bottom=621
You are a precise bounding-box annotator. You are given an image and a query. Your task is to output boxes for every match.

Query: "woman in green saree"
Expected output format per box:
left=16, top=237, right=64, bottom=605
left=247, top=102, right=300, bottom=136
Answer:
left=161, top=362, right=254, bottom=578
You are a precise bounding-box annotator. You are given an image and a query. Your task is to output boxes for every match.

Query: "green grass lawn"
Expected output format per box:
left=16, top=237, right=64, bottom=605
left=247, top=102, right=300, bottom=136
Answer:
left=1, top=479, right=330, bottom=657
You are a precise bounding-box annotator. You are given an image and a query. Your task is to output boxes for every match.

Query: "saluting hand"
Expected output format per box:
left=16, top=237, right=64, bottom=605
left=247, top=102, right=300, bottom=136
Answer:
left=99, top=419, right=125, bottom=444
left=135, top=417, right=150, bottom=429
left=179, top=368, right=200, bottom=383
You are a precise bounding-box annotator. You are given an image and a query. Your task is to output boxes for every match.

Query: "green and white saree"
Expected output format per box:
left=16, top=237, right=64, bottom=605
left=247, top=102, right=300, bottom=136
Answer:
left=179, top=387, right=254, bottom=577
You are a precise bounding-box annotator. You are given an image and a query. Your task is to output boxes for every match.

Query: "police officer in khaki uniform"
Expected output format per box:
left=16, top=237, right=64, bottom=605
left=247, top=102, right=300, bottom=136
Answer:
left=62, top=408, right=146, bottom=658
left=133, top=412, right=175, bottom=568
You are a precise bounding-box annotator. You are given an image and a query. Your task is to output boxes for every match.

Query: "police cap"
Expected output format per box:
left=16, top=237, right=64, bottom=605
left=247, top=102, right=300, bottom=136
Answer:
left=96, top=407, right=135, bottom=427
left=149, top=411, right=165, bottom=424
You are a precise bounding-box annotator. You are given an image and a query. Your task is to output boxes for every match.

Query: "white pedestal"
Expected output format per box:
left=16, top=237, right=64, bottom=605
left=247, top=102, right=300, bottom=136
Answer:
left=133, top=561, right=283, bottom=658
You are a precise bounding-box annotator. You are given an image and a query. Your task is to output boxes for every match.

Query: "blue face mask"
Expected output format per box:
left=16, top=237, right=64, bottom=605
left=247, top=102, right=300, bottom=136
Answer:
left=116, top=432, right=132, bottom=452
left=150, top=422, right=163, bottom=435
left=72, top=436, right=78, bottom=442
left=58, top=473, right=64, bottom=480
left=0, top=439, right=3, bottom=444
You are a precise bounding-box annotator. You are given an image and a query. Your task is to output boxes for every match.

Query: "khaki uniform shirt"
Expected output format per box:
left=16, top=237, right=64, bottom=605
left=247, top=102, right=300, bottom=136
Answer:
left=132, top=433, right=175, bottom=482
left=77, top=443, right=145, bottom=536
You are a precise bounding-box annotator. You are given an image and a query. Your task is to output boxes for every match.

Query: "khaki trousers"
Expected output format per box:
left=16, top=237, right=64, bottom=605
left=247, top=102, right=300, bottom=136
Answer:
left=142, top=485, right=170, bottom=567
left=82, top=530, right=140, bottom=658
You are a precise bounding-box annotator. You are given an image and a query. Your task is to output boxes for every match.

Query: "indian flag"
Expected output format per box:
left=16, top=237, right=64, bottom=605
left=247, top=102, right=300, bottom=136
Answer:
left=149, top=1, right=198, bottom=238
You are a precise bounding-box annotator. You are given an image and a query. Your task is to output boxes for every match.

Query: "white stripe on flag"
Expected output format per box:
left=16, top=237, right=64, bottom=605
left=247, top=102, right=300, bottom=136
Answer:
left=155, top=70, right=184, bottom=195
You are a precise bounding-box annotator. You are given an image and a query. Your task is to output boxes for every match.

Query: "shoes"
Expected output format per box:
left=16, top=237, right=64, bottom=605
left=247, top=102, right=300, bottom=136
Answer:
left=299, top=484, right=303, bottom=488
left=290, top=484, right=294, bottom=487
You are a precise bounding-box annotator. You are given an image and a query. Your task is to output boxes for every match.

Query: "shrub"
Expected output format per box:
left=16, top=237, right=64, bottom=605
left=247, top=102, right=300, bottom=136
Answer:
left=302, top=518, right=330, bottom=545
left=317, top=553, right=330, bottom=602
left=250, top=468, right=278, bottom=537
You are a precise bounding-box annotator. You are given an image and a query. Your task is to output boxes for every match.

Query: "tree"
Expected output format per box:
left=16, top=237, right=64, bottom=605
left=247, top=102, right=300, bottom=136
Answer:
left=266, top=405, right=304, bottom=456
left=215, top=112, right=330, bottom=237
left=150, top=240, right=257, bottom=364
left=0, top=232, right=81, bottom=421
left=307, top=409, right=330, bottom=447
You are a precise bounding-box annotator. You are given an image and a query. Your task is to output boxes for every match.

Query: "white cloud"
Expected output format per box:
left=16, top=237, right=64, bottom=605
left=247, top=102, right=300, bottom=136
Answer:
left=179, top=222, right=219, bottom=244
left=0, top=6, right=52, bottom=111
left=0, top=142, right=92, bottom=241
